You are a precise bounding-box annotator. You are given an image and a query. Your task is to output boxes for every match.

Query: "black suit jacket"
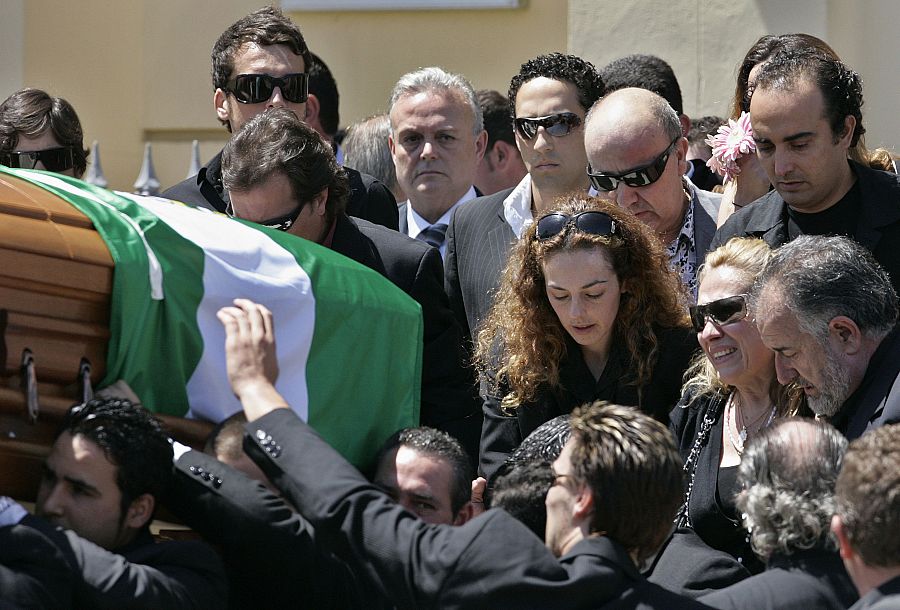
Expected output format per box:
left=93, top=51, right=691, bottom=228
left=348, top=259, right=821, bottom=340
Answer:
left=644, top=527, right=749, bottom=599
left=832, top=326, right=900, bottom=439
left=240, top=408, right=705, bottom=609
left=0, top=521, right=74, bottom=609
left=710, top=161, right=900, bottom=294
left=22, top=514, right=226, bottom=609
left=850, top=575, right=900, bottom=610
left=444, top=188, right=515, bottom=343
left=699, top=548, right=858, bottom=609
left=166, top=450, right=378, bottom=609
left=331, top=214, right=480, bottom=457
left=162, top=150, right=400, bottom=231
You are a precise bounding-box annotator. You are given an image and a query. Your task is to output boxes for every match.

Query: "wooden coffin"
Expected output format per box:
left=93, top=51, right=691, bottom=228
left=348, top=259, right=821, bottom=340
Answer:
left=0, top=173, right=212, bottom=502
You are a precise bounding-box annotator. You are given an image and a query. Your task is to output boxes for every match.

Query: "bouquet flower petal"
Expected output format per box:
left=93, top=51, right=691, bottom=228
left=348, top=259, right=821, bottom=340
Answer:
left=706, top=111, right=756, bottom=182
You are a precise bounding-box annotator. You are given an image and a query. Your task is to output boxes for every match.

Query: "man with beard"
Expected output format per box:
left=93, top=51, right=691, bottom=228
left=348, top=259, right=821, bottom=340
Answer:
left=752, top=235, right=900, bottom=439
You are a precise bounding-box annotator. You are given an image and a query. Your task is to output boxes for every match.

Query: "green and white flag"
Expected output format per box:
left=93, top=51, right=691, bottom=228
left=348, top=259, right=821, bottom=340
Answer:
left=2, top=167, right=422, bottom=467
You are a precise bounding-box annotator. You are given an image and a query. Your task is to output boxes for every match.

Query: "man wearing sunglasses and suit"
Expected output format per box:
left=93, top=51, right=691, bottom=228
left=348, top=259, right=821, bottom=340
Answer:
left=163, top=6, right=398, bottom=231
left=444, top=53, right=606, bottom=349
left=584, top=87, right=721, bottom=303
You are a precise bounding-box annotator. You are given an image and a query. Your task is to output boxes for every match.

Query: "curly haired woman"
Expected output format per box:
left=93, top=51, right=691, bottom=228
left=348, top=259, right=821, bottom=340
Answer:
left=475, top=194, right=697, bottom=480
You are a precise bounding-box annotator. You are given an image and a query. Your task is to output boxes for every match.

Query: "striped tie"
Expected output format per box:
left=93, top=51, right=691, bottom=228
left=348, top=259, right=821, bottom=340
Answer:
left=416, top=223, right=448, bottom=249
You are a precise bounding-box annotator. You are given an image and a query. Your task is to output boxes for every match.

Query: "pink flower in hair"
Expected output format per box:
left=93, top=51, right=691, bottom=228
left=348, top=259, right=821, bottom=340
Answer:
left=706, top=111, right=756, bottom=182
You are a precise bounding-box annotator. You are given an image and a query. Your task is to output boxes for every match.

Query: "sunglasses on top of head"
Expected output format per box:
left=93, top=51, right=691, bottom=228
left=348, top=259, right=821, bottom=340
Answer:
left=226, top=73, right=309, bottom=104
left=514, top=112, right=582, bottom=140
left=586, top=136, right=679, bottom=192
left=0, top=146, right=75, bottom=172
left=688, top=294, right=750, bottom=333
left=535, top=211, right=617, bottom=241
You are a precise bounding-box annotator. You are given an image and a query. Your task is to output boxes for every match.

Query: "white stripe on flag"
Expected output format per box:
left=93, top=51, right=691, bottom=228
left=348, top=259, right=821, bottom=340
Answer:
left=121, top=194, right=314, bottom=423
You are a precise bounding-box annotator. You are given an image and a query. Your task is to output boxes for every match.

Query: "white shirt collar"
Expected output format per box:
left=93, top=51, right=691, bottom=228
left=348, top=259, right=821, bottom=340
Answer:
left=502, top=175, right=599, bottom=239
left=406, top=186, right=477, bottom=258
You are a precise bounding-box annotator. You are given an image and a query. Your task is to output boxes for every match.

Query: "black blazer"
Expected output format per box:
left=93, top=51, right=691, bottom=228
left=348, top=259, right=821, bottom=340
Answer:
left=330, top=214, right=480, bottom=457
left=644, top=527, right=750, bottom=599
left=444, top=188, right=516, bottom=344
left=162, top=150, right=400, bottom=231
left=699, top=548, right=858, bottom=609
left=22, top=514, right=226, bottom=609
left=710, top=160, right=900, bottom=295
left=480, top=327, right=698, bottom=480
left=239, top=408, right=706, bottom=609
left=0, top=520, right=74, bottom=609
left=831, top=326, right=900, bottom=440
left=166, top=450, right=380, bottom=609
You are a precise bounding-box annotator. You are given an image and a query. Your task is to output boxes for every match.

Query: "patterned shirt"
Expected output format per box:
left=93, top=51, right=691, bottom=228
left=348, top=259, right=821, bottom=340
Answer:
left=665, top=190, right=698, bottom=302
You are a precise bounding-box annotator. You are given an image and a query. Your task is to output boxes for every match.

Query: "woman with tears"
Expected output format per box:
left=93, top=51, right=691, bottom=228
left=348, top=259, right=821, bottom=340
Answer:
left=671, top=237, right=807, bottom=573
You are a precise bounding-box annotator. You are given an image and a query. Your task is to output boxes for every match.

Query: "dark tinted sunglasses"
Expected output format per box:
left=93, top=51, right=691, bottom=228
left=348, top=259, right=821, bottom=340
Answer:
left=514, top=112, right=582, bottom=140
left=536, top=211, right=617, bottom=241
left=226, top=73, right=309, bottom=104
left=586, top=137, right=679, bottom=192
left=228, top=201, right=303, bottom=232
left=0, top=146, right=75, bottom=172
left=689, top=294, right=749, bottom=333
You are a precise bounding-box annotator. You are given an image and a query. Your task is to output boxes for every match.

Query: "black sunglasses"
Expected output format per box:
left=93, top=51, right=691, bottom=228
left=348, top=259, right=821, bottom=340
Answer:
left=536, top=211, right=617, bottom=241
left=586, top=137, right=679, bottom=192
left=226, top=73, right=309, bottom=104
left=514, top=112, right=582, bottom=140
left=228, top=201, right=303, bottom=232
left=0, top=146, right=75, bottom=172
left=689, top=294, right=750, bottom=333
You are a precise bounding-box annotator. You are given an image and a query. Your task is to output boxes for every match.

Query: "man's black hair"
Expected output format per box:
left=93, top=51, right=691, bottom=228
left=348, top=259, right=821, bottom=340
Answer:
left=508, top=53, right=605, bottom=117
left=751, top=47, right=866, bottom=147
left=600, top=54, right=684, bottom=115
left=60, top=398, right=173, bottom=520
left=308, top=52, right=340, bottom=137
left=477, top=89, right=515, bottom=149
left=491, top=460, right=555, bottom=539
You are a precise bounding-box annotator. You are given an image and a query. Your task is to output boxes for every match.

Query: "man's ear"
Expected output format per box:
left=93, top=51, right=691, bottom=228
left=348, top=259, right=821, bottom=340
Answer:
left=124, top=493, right=155, bottom=530
left=829, top=315, right=863, bottom=355
left=831, top=514, right=855, bottom=560
left=838, top=114, right=857, bottom=149
left=680, top=114, right=691, bottom=138
left=474, top=129, right=488, bottom=164
left=675, top=136, right=690, bottom=176
left=311, top=188, right=328, bottom=216
left=453, top=501, right=476, bottom=526
left=573, top=485, right=594, bottom=522
left=214, top=89, right=230, bottom=124
left=305, top=93, right=321, bottom=126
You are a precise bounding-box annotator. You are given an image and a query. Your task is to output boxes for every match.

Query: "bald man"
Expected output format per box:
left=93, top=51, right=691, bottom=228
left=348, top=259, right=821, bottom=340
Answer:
left=584, top=87, right=721, bottom=300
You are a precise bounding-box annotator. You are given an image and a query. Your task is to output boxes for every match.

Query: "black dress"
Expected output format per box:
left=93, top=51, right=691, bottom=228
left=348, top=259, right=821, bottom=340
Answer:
left=669, top=390, right=762, bottom=573
left=480, top=325, right=698, bottom=480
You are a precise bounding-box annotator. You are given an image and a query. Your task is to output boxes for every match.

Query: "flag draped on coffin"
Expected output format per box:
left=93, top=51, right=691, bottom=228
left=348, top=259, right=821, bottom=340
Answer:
left=1, top=167, right=422, bottom=467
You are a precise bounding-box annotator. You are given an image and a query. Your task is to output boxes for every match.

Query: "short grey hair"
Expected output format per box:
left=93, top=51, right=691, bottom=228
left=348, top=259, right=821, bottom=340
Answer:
left=751, top=235, right=898, bottom=343
left=388, top=66, right=484, bottom=135
left=342, top=114, right=397, bottom=193
left=736, top=419, right=848, bottom=560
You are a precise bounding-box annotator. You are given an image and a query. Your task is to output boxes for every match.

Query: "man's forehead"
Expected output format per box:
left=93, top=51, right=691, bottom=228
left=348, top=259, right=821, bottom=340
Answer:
left=49, top=432, right=115, bottom=479
left=231, top=42, right=305, bottom=74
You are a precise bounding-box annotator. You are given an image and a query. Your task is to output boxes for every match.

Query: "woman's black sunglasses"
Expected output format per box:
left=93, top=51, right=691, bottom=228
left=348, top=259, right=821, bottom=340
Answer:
left=535, top=211, right=617, bottom=241
left=689, top=294, right=750, bottom=333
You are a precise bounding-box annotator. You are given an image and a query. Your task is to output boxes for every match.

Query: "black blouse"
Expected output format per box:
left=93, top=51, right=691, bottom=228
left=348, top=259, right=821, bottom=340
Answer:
left=479, top=325, right=698, bottom=480
left=670, top=390, right=761, bottom=573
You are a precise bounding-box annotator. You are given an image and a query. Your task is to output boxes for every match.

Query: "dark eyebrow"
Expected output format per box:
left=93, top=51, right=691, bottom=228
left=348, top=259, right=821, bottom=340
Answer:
left=63, top=475, right=101, bottom=496
left=581, top=280, right=607, bottom=290
left=783, top=131, right=814, bottom=143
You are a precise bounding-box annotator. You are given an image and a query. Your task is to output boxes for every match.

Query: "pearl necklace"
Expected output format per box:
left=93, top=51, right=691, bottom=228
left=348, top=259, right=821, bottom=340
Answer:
left=725, top=392, right=777, bottom=454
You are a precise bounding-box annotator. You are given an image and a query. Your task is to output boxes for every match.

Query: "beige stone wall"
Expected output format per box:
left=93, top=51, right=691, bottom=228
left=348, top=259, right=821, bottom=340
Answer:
left=9, top=0, right=896, bottom=193
left=17, top=0, right=566, bottom=192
